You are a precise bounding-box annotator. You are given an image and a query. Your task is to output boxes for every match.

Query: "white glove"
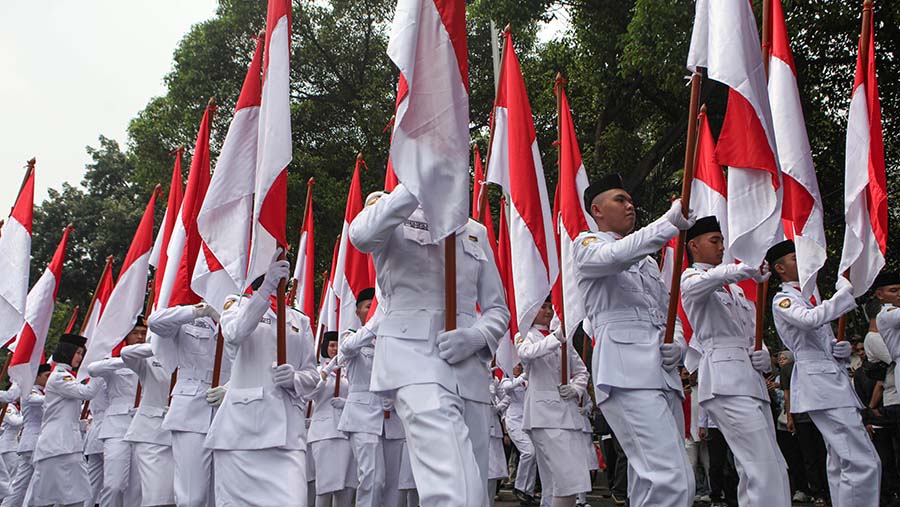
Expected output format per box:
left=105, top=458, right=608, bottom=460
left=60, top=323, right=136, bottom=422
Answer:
left=206, top=386, right=227, bottom=407
left=272, top=363, right=296, bottom=389
left=832, top=340, right=852, bottom=360
left=304, top=419, right=311, bottom=429
left=436, top=327, right=487, bottom=364
left=260, top=259, right=291, bottom=296
left=659, top=343, right=682, bottom=371
left=578, top=404, right=592, bottom=417
left=193, top=302, right=220, bottom=321
left=836, top=275, right=853, bottom=294
left=80, top=419, right=89, bottom=433
left=754, top=261, right=771, bottom=283
left=750, top=349, right=771, bottom=373
left=381, top=397, right=394, bottom=412
left=558, top=384, right=579, bottom=400
left=553, top=329, right=566, bottom=344
left=663, top=199, right=697, bottom=231
left=330, top=397, right=346, bottom=409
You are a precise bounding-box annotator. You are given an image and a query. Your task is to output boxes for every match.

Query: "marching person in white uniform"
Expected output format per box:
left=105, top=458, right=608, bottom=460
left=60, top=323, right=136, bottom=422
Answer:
left=381, top=399, right=417, bottom=507
left=486, top=372, right=508, bottom=507
left=0, top=401, right=23, bottom=481
left=680, top=217, right=790, bottom=507
left=205, top=259, right=319, bottom=506
left=86, top=328, right=143, bottom=507
left=768, top=239, right=881, bottom=507
left=30, top=333, right=104, bottom=507
left=349, top=186, right=509, bottom=507
left=82, top=374, right=110, bottom=507
left=499, top=364, right=536, bottom=505
left=874, top=272, right=900, bottom=395
left=120, top=316, right=176, bottom=507
left=308, top=331, right=357, bottom=507
left=573, top=173, right=695, bottom=507
left=516, top=299, right=591, bottom=507
left=147, top=301, right=221, bottom=507
left=1, top=366, right=48, bottom=507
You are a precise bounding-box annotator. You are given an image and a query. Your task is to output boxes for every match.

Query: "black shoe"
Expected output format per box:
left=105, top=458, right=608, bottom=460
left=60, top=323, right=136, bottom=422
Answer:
left=514, top=488, right=535, bottom=506
left=611, top=493, right=626, bottom=506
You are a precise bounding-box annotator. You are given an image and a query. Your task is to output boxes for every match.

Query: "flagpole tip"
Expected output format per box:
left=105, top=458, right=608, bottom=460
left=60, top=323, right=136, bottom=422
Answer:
left=153, top=183, right=162, bottom=196
left=26, top=158, right=36, bottom=169
left=307, top=177, right=315, bottom=186
left=357, top=152, right=364, bottom=160
left=106, top=255, right=114, bottom=263
left=863, top=0, right=872, bottom=8
left=258, top=28, right=266, bottom=39
left=66, top=223, right=74, bottom=230
left=503, top=23, right=511, bottom=33
left=207, top=96, right=217, bottom=108
left=699, top=104, right=707, bottom=114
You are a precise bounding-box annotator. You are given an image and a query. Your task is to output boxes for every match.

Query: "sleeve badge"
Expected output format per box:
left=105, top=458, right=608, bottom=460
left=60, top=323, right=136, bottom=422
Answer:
left=778, top=299, right=791, bottom=309
left=581, top=236, right=598, bottom=246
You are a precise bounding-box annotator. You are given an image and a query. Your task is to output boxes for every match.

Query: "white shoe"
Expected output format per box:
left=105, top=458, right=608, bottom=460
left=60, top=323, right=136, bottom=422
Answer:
left=695, top=494, right=711, bottom=503
left=793, top=491, right=810, bottom=502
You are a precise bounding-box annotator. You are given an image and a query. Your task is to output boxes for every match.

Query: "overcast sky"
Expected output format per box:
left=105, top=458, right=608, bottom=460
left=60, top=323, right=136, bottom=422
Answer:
left=0, top=0, right=218, bottom=213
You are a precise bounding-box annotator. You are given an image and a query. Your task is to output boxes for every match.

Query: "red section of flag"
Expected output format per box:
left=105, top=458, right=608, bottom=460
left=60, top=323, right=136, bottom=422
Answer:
left=343, top=158, right=374, bottom=300
left=122, top=192, right=160, bottom=281
left=716, top=89, right=780, bottom=189
left=259, top=169, right=288, bottom=249
left=262, top=0, right=292, bottom=81
left=695, top=112, right=727, bottom=198
left=236, top=37, right=264, bottom=110
left=432, top=0, right=468, bottom=92
left=154, top=149, right=185, bottom=305
left=497, top=198, right=518, bottom=337
left=64, top=306, right=79, bottom=334
left=11, top=169, right=34, bottom=235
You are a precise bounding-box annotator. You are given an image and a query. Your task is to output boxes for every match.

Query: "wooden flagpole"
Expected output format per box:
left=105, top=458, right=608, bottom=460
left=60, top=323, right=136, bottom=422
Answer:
left=555, top=72, right=569, bottom=385
left=80, top=255, right=115, bottom=420
left=754, top=0, right=774, bottom=352
left=133, top=277, right=156, bottom=408
left=663, top=73, right=703, bottom=344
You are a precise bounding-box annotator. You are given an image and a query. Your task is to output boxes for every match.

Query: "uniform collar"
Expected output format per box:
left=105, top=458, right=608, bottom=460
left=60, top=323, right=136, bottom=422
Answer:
left=692, top=262, right=716, bottom=271
left=780, top=281, right=802, bottom=293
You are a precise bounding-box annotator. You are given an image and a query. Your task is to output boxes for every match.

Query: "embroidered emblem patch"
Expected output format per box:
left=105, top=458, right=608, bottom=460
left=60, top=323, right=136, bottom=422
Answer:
left=365, top=194, right=383, bottom=207
left=778, top=299, right=791, bottom=309
left=63, top=376, right=74, bottom=382
left=581, top=237, right=598, bottom=246
left=468, top=235, right=478, bottom=242
left=223, top=299, right=236, bottom=311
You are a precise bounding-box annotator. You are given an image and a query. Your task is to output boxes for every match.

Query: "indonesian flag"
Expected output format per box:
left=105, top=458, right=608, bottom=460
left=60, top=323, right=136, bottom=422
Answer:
left=291, top=179, right=316, bottom=321
left=333, top=156, right=374, bottom=332
left=0, top=167, right=34, bottom=345
left=769, top=0, right=826, bottom=298
left=494, top=197, right=519, bottom=375
left=80, top=190, right=158, bottom=379
left=317, top=235, right=342, bottom=338
left=487, top=33, right=558, bottom=335
left=9, top=226, right=71, bottom=393
left=150, top=149, right=184, bottom=306
left=839, top=6, right=887, bottom=297
left=157, top=103, right=214, bottom=311
left=82, top=260, right=115, bottom=342
left=246, top=0, right=292, bottom=285
left=194, top=38, right=263, bottom=312
left=63, top=306, right=79, bottom=334
left=386, top=0, right=470, bottom=242
left=688, top=0, right=783, bottom=268
left=472, top=144, right=498, bottom=255
left=552, top=81, right=594, bottom=339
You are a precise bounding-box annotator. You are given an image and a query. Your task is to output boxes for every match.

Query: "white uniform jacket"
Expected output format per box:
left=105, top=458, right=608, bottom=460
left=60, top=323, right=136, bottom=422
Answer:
left=876, top=303, right=900, bottom=393
left=516, top=326, right=589, bottom=431
left=121, top=343, right=172, bottom=446
left=499, top=375, right=526, bottom=433
left=148, top=306, right=221, bottom=434
left=336, top=328, right=385, bottom=436
left=205, top=294, right=318, bottom=451
left=772, top=282, right=861, bottom=413
left=33, top=364, right=103, bottom=462
left=573, top=217, right=684, bottom=401
left=18, top=385, right=45, bottom=453
left=348, top=184, right=509, bottom=403
left=0, top=404, right=23, bottom=453
left=681, top=263, right=768, bottom=403
left=83, top=380, right=109, bottom=456
left=85, top=356, right=137, bottom=440
left=307, top=363, right=350, bottom=443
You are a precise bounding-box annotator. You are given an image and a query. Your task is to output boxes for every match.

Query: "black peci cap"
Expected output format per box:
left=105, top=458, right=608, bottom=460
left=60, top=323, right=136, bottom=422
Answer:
left=873, top=271, right=900, bottom=289
left=356, top=288, right=376, bottom=304
left=37, top=363, right=51, bottom=375
left=134, top=315, right=148, bottom=328
left=686, top=216, right=721, bottom=243
left=765, top=239, right=795, bottom=265
left=583, top=173, right=625, bottom=213
left=59, top=333, right=87, bottom=348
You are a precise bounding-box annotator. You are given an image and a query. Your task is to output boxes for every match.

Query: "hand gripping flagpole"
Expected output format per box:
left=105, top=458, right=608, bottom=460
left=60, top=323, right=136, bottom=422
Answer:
left=554, top=72, right=569, bottom=385
left=663, top=74, right=703, bottom=345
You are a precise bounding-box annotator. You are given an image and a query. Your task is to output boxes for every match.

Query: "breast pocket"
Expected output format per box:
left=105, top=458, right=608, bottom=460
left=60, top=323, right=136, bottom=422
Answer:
left=183, top=324, right=214, bottom=356
left=172, top=379, right=201, bottom=397
left=460, top=236, right=487, bottom=285
left=710, top=348, right=747, bottom=364
left=381, top=312, right=432, bottom=341
left=806, top=361, right=838, bottom=375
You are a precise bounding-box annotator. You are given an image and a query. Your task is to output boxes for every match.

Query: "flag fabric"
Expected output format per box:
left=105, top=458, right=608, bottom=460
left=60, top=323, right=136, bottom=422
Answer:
left=688, top=0, right=783, bottom=268
left=769, top=0, right=826, bottom=298
left=194, top=38, right=263, bottom=312
left=494, top=198, right=519, bottom=375
left=333, top=157, right=374, bottom=333
left=552, top=81, right=594, bottom=339
left=157, top=104, right=214, bottom=310
left=246, top=0, right=292, bottom=285
left=150, top=149, right=185, bottom=307
left=63, top=306, right=79, bottom=334
left=386, top=0, right=470, bottom=242
left=291, top=179, right=316, bottom=321
left=80, top=190, right=158, bottom=379
left=839, top=5, right=888, bottom=297
left=317, top=235, right=343, bottom=338
left=0, top=167, right=34, bottom=345
left=82, top=261, right=115, bottom=342
left=472, top=145, right=498, bottom=256
left=8, top=226, right=71, bottom=393
left=486, top=32, right=559, bottom=336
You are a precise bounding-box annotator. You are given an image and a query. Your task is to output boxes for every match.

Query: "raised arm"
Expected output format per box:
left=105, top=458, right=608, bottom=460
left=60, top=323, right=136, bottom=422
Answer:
left=774, top=286, right=856, bottom=330
left=574, top=217, right=678, bottom=280
left=681, top=263, right=758, bottom=301
left=120, top=343, right=154, bottom=378
left=339, top=327, right=375, bottom=358
left=349, top=184, right=419, bottom=253
left=515, top=331, right=561, bottom=361
left=148, top=305, right=196, bottom=339
left=0, top=383, right=21, bottom=404
left=51, top=375, right=103, bottom=401
left=85, top=357, right=127, bottom=379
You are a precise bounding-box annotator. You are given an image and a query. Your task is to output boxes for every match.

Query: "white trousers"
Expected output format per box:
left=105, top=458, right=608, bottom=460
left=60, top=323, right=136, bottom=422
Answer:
left=394, top=383, right=486, bottom=507
left=84, top=453, right=104, bottom=507
left=383, top=438, right=416, bottom=507
left=2, top=451, right=33, bottom=507
left=99, top=438, right=140, bottom=507
left=170, top=431, right=213, bottom=507
left=314, top=488, right=353, bottom=507
left=703, top=396, right=791, bottom=507
left=1, top=452, right=18, bottom=482
left=213, top=448, right=306, bottom=507
left=347, top=432, right=383, bottom=507
left=808, top=407, right=881, bottom=507
left=133, top=443, right=175, bottom=506
left=599, top=387, right=694, bottom=507
left=508, top=425, right=537, bottom=494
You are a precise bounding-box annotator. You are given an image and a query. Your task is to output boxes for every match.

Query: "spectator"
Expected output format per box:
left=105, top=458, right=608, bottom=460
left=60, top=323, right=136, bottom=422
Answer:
left=865, top=297, right=900, bottom=506
left=772, top=351, right=811, bottom=503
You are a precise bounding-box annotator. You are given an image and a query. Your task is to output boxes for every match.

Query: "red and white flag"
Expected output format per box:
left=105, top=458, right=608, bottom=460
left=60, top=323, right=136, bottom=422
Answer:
left=385, top=0, right=470, bottom=242
left=150, top=149, right=185, bottom=307
left=333, top=156, right=374, bottom=332
left=472, top=144, right=498, bottom=252
left=317, top=236, right=342, bottom=338
left=552, top=81, right=593, bottom=339
left=80, top=190, right=158, bottom=379
left=769, top=0, right=826, bottom=297
left=82, top=261, right=115, bottom=342
left=0, top=167, right=34, bottom=345
left=194, top=38, right=263, bottom=311
left=840, top=5, right=887, bottom=297
left=9, top=225, right=72, bottom=393
left=688, top=0, right=783, bottom=268
left=63, top=306, right=79, bottom=334
left=487, top=32, right=558, bottom=335
left=494, top=198, right=519, bottom=375
left=291, top=179, right=316, bottom=320
left=247, top=0, right=292, bottom=284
